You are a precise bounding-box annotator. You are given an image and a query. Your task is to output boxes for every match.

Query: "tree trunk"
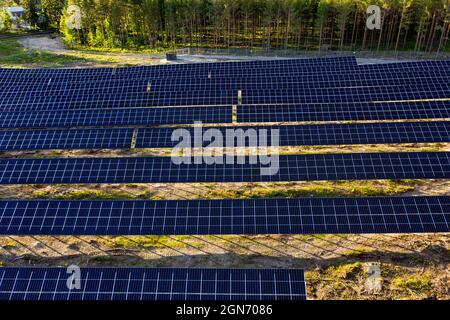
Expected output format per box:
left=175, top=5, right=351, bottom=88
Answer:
left=395, top=6, right=405, bottom=53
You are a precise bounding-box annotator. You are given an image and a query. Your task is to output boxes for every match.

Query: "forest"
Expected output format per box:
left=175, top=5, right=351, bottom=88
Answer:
left=1, top=0, right=450, bottom=53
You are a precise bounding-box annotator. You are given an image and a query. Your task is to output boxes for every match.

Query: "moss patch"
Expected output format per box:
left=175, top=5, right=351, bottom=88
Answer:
left=391, top=274, right=434, bottom=299
left=204, top=180, right=417, bottom=199
left=105, top=236, right=195, bottom=249
left=32, top=189, right=154, bottom=200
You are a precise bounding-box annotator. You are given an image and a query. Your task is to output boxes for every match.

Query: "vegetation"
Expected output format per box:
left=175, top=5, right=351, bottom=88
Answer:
left=51, top=0, right=450, bottom=53
left=32, top=188, right=154, bottom=200
left=2, top=1, right=449, bottom=53
left=204, top=180, right=417, bottom=199
left=0, top=38, right=91, bottom=66
left=106, top=235, right=194, bottom=249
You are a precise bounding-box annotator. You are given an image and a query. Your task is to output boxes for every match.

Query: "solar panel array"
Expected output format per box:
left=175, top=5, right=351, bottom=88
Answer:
left=2, top=56, right=450, bottom=301
left=2, top=121, right=450, bottom=151
left=0, top=152, right=449, bottom=184
left=237, top=101, right=450, bottom=122
left=0, top=106, right=232, bottom=129
left=0, top=267, right=307, bottom=300
left=0, top=197, right=447, bottom=235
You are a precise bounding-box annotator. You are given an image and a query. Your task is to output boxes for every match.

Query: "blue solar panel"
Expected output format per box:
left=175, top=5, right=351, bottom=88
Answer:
left=3, top=77, right=450, bottom=100
left=0, top=197, right=448, bottom=235
left=236, top=101, right=450, bottom=122
left=0, top=128, right=134, bottom=151
left=240, top=84, right=450, bottom=104
left=0, top=56, right=357, bottom=80
left=0, top=152, right=448, bottom=184
left=1, top=59, right=448, bottom=84
left=0, top=55, right=355, bottom=77
left=0, top=91, right=236, bottom=110
left=0, top=267, right=307, bottom=300
left=135, top=121, right=450, bottom=148
left=2, top=121, right=447, bottom=151
left=0, top=106, right=232, bottom=129
left=4, top=68, right=449, bottom=95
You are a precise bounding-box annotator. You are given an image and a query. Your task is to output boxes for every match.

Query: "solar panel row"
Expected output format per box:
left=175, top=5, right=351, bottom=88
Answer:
left=0, top=56, right=355, bottom=77
left=0, top=106, right=232, bottom=129
left=4, top=68, right=450, bottom=92
left=1, top=121, right=449, bottom=151
left=0, top=267, right=307, bottom=300
left=1, top=84, right=449, bottom=111
left=237, top=101, right=450, bottom=122
left=0, top=128, right=134, bottom=150
left=0, top=197, right=447, bottom=235
left=3, top=60, right=449, bottom=83
left=0, top=91, right=236, bottom=110
left=3, top=75, right=450, bottom=98
left=0, top=64, right=360, bottom=82
left=0, top=152, right=448, bottom=184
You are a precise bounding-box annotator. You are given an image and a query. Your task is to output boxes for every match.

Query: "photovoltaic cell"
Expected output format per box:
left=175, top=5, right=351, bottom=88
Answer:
left=0, top=197, right=448, bottom=235
left=3, top=69, right=450, bottom=95
left=0, top=55, right=355, bottom=77
left=0, top=152, right=449, bottom=184
left=2, top=82, right=449, bottom=106
left=0, top=106, right=232, bottom=129
left=236, top=101, right=450, bottom=122
left=0, top=91, right=236, bottom=110
left=2, top=121, right=448, bottom=151
left=0, top=267, right=307, bottom=300
left=240, top=84, right=450, bottom=104
left=0, top=128, right=134, bottom=151
left=0, top=59, right=447, bottom=83
left=135, top=121, right=450, bottom=148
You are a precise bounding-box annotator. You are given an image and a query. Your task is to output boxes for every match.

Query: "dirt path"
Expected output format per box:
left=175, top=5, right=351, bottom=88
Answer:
left=18, top=35, right=166, bottom=66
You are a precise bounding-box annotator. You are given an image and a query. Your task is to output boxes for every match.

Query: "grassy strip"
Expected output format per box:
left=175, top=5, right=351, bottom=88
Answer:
left=0, top=39, right=91, bottom=67
left=204, top=180, right=417, bottom=199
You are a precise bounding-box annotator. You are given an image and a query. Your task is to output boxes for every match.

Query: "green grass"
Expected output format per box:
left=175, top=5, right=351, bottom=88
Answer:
left=106, top=236, right=195, bottom=249
left=391, top=274, right=434, bottom=299
left=0, top=39, right=92, bottom=67
left=204, top=180, right=417, bottom=199
left=32, top=189, right=154, bottom=200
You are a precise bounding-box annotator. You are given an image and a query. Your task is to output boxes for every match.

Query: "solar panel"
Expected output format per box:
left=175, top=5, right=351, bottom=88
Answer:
left=236, top=101, right=450, bottom=122
left=0, top=152, right=448, bottom=184
left=4, top=68, right=450, bottom=94
left=0, top=106, right=232, bottom=129
left=0, top=91, right=236, bottom=110
left=0, top=267, right=307, bottom=300
left=3, top=74, right=450, bottom=98
left=0, top=197, right=448, bottom=235
left=0, top=56, right=357, bottom=80
left=0, top=128, right=134, bottom=151
left=3, top=59, right=449, bottom=86
left=1, top=82, right=448, bottom=111
left=134, top=121, right=450, bottom=149
left=241, top=84, right=450, bottom=105
left=0, top=55, right=355, bottom=77
left=2, top=121, right=447, bottom=151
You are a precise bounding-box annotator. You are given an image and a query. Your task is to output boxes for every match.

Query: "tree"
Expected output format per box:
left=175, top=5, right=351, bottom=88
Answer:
left=41, top=0, right=66, bottom=27
left=23, top=0, right=40, bottom=27
left=0, top=9, right=12, bottom=31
